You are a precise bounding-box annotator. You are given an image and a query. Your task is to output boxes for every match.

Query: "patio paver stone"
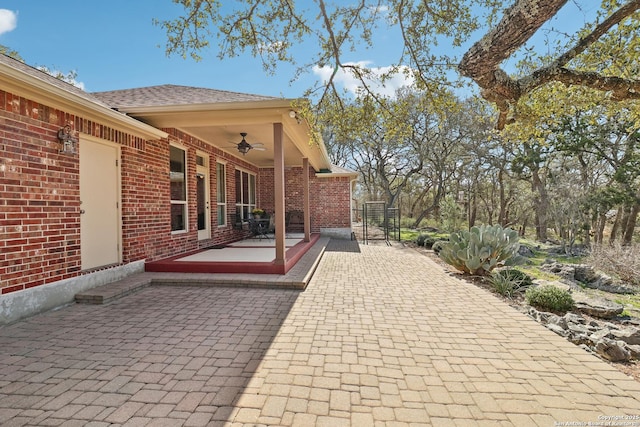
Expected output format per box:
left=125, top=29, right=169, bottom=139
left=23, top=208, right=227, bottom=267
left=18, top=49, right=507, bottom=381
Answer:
left=1, top=239, right=639, bottom=426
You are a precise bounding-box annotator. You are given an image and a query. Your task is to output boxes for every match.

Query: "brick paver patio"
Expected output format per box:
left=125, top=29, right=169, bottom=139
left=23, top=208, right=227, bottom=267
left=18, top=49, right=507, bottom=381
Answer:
left=1, top=241, right=640, bottom=426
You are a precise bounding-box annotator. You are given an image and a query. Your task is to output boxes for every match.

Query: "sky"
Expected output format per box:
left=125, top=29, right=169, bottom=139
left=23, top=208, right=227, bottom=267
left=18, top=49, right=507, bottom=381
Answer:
left=0, top=1, right=598, bottom=100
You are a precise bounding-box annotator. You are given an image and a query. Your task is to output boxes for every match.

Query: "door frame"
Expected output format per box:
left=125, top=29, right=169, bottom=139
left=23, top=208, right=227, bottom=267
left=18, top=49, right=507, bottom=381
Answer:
left=79, top=135, right=122, bottom=269
left=196, top=152, right=211, bottom=240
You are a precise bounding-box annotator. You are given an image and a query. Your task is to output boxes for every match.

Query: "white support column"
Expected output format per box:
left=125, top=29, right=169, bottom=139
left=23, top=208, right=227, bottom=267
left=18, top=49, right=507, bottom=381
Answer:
left=273, top=123, right=286, bottom=266
left=303, top=157, right=311, bottom=242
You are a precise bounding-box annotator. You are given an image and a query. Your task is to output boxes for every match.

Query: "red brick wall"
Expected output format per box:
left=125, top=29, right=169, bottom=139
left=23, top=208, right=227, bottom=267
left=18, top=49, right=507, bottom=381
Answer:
left=1, top=89, right=352, bottom=295
left=258, top=167, right=352, bottom=232
left=139, top=129, right=259, bottom=261
left=0, top=90, right=256, bottom=294
left=1, top=92, right=81, bottom=293
left=311, top=174, right=353, bottom=230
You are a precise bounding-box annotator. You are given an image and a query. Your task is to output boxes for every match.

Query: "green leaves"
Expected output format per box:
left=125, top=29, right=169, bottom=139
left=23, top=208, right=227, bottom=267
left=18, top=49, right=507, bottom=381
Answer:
left=438, top=224, right=522, bottom=275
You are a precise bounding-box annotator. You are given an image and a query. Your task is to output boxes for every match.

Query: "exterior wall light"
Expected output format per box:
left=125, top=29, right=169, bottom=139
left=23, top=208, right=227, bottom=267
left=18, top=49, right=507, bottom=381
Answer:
left=289, top=110, right=301, bottom=124
left=57, top=125, right=77, bottom=155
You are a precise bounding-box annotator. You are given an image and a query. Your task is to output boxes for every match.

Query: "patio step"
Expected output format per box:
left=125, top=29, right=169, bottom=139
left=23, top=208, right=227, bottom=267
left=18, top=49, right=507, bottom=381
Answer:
left=75, top=273, right=154, bottom=305
left=75, top=237, right=331, bottom=305
left=74, top=271, right=307, bottom=305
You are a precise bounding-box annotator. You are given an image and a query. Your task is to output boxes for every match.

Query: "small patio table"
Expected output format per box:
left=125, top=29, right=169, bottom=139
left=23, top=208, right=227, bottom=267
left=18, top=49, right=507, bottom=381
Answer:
left=248, top=218, right=271, bottom=240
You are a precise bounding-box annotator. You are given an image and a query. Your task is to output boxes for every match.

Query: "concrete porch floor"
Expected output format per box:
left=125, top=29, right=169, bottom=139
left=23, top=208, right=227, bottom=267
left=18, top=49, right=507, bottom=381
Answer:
left=144, top=234, right=321, bottom=275
left=178, top=237, right=306, bottom=262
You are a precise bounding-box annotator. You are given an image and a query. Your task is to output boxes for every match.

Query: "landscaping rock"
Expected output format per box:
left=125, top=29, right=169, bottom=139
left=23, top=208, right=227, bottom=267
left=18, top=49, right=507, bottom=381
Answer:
left=567, top=323, right=593, bottom=336
left=547, top=314, right=568, bottom=329
left=628, top=345, right=640, bottom=359
left=594, top=338, right=631, bottom=362
left=572, top=294, right=624, bottom=319
left=609, top=327, right=640, bottom=346
left=564, top=313, right=585, bottom=325
left=589, top=328, right=611, bottom=343
left=518, top=245, right=535, bottom=257
left=540, top=262, right=576, bottom=282
left=573, top=264, right=600, bottom=284
left=540, top=262, right=636, bottom=294
left=546, top=323, right=569, bottom=337
left=623, top=317, right=640, bottom=327
left=526, top=306, right=639, bottom=363
left=532, top=309, right=567, bottom=328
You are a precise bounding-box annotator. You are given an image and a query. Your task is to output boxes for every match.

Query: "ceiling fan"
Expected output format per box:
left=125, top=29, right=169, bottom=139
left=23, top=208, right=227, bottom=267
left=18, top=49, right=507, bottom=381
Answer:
left=233, top=132, right=266, bottom=155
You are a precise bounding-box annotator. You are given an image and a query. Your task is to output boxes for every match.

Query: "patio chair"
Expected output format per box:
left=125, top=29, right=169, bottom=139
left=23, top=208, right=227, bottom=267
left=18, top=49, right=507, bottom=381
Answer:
left=286, top=210, right=304, bottom=232
left=248, top=218, right=270, bottom=240
left=231, top=214, right=244, bottom=230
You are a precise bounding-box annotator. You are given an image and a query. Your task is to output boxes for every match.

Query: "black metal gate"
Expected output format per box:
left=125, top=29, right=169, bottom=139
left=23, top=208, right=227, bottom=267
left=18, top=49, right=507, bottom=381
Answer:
left=362, top=201, right=400, bottom=244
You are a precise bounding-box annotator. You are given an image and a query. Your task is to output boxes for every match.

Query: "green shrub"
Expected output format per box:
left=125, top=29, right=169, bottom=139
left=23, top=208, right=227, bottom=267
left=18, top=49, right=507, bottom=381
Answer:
left=400, top=217, right=416, bottom=228
left=488, top=268, right=533, bottom=298
left=432, top=240, right=448, bottom=254
left=438, top=224, right=522, bottom=275
left=495, top=269, right=533, bottom=287
left=416, top=233, right=437, bottom=248
left=525, top=286, right=574, bottom=313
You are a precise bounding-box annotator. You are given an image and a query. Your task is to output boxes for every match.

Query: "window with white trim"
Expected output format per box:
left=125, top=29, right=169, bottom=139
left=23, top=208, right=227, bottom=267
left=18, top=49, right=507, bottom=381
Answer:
left=216, top=162, right=226, bottom=226
left=170, top=145, right=187, bottom=232
left=235, top=169, right=256, bottom=222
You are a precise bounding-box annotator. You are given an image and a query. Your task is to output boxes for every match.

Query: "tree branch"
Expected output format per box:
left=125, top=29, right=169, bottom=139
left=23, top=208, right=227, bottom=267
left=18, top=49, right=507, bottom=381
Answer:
left=458, top=0, right=568, bottom=88
left=459, top=0, right=640, bottom=129
left=527, top=68, right=640, bottom=100
left=554, top=0, right=640, bottom=68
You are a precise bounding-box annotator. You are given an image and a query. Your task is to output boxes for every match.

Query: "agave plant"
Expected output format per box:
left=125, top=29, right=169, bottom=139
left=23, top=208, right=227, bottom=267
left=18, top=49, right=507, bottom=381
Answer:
left=438, top=224, right=522, bottom=275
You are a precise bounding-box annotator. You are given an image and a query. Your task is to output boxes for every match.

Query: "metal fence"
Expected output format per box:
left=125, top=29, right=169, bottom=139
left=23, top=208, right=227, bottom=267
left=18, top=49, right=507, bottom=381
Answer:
left=359, top=201, right=400, bottom=244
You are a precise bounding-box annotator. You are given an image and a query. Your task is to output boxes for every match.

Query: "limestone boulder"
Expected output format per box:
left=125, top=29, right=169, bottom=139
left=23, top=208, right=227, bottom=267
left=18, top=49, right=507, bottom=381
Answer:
left=628, top=345, right=640, bottom=359
left=546, top=323, right=569, bottom=338
left=594, top=338, right=631, bottom=362
left=609, top=327, right=640, bottom=346
left=540, top=262, right=635, bottom=294
left=572, top=293, right=624, bottom=319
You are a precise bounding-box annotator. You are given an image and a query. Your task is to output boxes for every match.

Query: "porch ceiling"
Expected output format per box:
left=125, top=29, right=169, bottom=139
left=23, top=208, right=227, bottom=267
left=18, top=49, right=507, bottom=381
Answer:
left=181, top=122, right=303, bottom=168
left=123, top=103, right=329, bottom=170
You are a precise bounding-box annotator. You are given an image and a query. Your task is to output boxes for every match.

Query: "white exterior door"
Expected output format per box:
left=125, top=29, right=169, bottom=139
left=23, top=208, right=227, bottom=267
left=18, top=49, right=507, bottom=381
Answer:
left=80, top=137, right=121, bottom=270
left=196, top=154, right=211, bottom=240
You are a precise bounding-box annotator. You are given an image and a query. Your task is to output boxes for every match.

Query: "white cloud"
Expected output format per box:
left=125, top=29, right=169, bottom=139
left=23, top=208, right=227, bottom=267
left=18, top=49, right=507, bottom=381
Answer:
left=65, top=77, right=85, bottom=91
left=0, top=9, right=17, bottom=35
left=36, top=66, right=85, bottom=90
left=312, top=61, right=415, bottom=98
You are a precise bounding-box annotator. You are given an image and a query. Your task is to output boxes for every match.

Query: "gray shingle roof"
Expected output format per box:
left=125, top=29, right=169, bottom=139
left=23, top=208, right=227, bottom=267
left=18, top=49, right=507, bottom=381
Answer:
left=1, top=54, right=285, bottom=111
left=92, top=84, right=282, bottom=109
left=0, top=53, right=115, bottom=110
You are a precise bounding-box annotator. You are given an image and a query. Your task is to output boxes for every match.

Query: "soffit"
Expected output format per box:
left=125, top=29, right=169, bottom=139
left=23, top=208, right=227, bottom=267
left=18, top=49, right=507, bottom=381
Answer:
left=120, top=102, right=330, bottom=170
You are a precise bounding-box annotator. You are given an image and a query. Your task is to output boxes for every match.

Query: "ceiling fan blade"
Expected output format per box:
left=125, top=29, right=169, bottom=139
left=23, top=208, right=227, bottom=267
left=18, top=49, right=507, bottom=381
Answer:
left=251, top=143, right=265, bottom=147
left=252, top=147, right=266, bottom=151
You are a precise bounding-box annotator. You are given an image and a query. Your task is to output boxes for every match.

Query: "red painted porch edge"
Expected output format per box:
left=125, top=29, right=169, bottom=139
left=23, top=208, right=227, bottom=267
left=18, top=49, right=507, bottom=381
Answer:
left=144, top=234, right=320, bottom=275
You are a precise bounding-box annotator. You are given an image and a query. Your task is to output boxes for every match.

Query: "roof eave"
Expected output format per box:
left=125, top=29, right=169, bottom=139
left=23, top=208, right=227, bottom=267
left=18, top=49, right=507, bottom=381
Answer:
left=116, top=98, right=299, bottom=115
left=0, top=63, right=168, bottom=140
left=316, top=171, right=359, bottom=178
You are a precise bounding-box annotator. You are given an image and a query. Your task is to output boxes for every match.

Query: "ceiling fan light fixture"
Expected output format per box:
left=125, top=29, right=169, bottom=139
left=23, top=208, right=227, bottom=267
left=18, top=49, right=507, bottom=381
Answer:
left=237, top=132, right=251, bottom=155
